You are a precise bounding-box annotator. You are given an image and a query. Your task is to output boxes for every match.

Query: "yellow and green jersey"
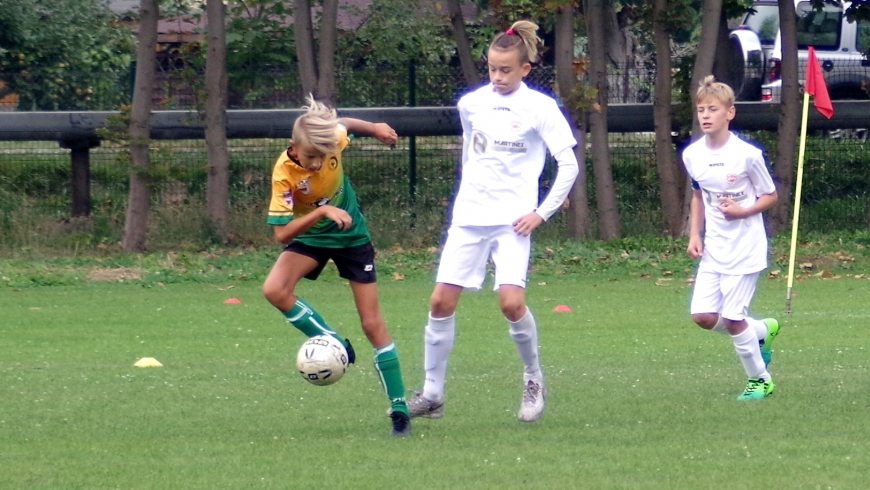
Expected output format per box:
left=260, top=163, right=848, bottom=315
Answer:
left=267, top=124, right=370, bottom=248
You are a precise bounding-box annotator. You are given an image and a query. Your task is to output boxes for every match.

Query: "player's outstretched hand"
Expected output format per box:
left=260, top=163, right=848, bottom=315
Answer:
left=512, top=211, right=544, bottom=237
left=322, top=206, right=353, bottom=230
left=371, top=123, right=398, bottom=145
left=716, top=197, right=747, bottom=221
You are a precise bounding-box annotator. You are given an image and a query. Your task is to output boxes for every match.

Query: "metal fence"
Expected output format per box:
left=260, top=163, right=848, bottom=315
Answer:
left=1, top=128, right=868, bottom=250
left=149, top=62, right=666, bottom=110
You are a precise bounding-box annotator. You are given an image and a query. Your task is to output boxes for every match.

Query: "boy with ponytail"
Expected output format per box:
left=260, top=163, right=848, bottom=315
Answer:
left=405, top=21, right=580, bottom=423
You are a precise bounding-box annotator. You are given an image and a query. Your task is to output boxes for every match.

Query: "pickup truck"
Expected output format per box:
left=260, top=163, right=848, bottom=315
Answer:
left=728, top=0, right=870, bottom=102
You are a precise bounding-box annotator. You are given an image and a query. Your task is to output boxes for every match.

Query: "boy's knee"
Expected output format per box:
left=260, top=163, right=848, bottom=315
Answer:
left=499, top=300, right=526, bottom=322
left=262, top=280, right=291, bottom=308
left=429, top=293, right=457, bottom=318
left=691, top=313, right=719, bottom=329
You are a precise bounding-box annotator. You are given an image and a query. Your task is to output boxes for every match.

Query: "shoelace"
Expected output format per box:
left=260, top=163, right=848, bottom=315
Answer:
left=408, top=392, right=433, bottom=410
left=743, top=378, right=765, bottom=394
left=523, top=383, right=540, bottom=403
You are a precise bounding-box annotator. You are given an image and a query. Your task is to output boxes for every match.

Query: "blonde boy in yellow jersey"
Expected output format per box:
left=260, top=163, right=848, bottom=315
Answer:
left=262, top=97, right=411, bottom=436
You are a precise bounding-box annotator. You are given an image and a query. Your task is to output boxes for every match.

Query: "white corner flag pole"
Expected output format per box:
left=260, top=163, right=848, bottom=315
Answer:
left=785, top=90, right=812, bottom=314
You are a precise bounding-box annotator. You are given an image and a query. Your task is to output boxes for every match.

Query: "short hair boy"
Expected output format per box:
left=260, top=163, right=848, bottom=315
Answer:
left=683, top=75, right=780, bottom=400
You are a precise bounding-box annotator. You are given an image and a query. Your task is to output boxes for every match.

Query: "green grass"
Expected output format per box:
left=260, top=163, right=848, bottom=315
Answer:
left=2, top=260, right=869, bottom=488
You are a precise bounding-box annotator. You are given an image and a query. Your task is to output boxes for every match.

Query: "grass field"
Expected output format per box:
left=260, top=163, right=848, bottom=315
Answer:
left=3, top=260, right=869, bottom=489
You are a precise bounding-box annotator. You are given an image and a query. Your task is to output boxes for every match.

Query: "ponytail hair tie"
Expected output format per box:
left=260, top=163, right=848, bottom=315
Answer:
left=506, top=28, right=515, bottom=35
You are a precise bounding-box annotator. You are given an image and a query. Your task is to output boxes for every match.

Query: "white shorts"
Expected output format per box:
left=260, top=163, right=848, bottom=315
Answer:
left=690, top=268, right=760, bottom=321
left=435, top=225, right=530, bottom=291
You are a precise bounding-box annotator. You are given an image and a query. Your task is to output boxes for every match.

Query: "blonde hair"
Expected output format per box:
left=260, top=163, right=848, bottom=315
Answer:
left=490, top=20, right=541, bottom=64
left=292, top=95, right=338, bottom=154
left=695, top=75, right=735, bottom=107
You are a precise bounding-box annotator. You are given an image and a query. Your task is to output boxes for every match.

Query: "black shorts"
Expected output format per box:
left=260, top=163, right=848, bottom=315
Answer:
left=283, top=241, right=377, bottom=283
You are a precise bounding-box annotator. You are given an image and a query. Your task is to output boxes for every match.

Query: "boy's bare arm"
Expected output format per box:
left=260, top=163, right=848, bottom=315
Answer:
left=339, top=118, right=398, bottom=145
left=272, top=206, right=352, bottom=244
left=716, top=191, right=778, bottom=221
left=687, top=189, right=705, bottom=259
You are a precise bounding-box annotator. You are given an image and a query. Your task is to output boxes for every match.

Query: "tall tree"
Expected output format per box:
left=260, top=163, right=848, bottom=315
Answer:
left=554, top=2, right=592, bottom=239
left=767, top=0, right=801, bottom=233
left=293, top=0, right=338, bottom=104
left=689, top=0, right=725, bottom=139
left=205, top=0, right=230, bottom=242
left=315, top=0, right=338, bottom=104
left=445, top=0, right=481, bottom=87
left=680, top=0, right=729, bottom=236
left=293, top=0, right=318, bottom=97
left=122, top=0, right=159, bottom=252
left=651, top=0, right=683, bottom=237
left=585, top=0, right=620, bottom=240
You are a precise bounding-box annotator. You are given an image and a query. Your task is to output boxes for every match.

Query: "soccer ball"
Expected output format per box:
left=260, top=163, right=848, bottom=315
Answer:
left=296, top=335, right=349, bottom=386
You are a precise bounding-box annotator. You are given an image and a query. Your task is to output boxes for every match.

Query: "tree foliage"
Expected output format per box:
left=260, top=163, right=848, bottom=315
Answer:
left=334, top=0, right=457, bottom=106
left=0, top=0, right=134, bottom=110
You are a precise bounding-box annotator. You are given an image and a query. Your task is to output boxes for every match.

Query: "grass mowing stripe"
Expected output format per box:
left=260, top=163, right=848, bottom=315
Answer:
left=1, top=274, right=868, bottom=488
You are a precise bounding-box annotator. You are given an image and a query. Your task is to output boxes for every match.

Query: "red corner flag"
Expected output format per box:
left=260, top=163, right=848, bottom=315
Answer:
left=805, top=46, right=833, bottom=119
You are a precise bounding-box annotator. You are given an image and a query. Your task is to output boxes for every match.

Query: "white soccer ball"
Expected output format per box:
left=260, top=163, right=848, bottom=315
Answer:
left=296, top=335, right=349, bottom=386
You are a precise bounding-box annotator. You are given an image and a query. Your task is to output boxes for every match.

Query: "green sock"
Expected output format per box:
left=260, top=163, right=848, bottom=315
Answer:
left=374, top=343, right=408, bottom=415
left=282, top=298, right=343, bottom=344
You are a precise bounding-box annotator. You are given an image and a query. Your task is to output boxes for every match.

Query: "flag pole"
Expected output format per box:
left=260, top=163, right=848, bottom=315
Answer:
left=785, top=90, right=811, bottom=313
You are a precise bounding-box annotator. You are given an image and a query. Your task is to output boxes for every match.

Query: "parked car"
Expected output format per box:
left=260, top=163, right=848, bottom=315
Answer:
left=728, top=0, right=870, bottom=102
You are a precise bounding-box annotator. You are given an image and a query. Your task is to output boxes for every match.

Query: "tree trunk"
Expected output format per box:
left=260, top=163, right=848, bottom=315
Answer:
left=585, top=0, right=620, bottom=240
left=676, top=0, right=725, bottom=236
left=122, top=0, right=158, bottom=252
left=293, top=0, right=318, bottom=98
left=690, top=0, right=724, bottom=139
left=767, top=0, right=801, bottom=234
left=446, top=0, right=481, bottom=87
left=652, top=0, right=683, bottom=237
left=711, top=11, right=733, bottom=83
left=205, top=0, right=229, bottom=242
left=316, top=0, right=338, bottom=104
left=555, top=4, right=591, bottom=239
left=603, top=3, right=631, bottom=103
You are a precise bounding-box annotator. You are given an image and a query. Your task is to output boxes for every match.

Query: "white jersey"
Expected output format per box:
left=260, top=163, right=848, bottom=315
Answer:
left=683, top=132, right=776, bottom=274
left=452, top=82, right=577, bottom=226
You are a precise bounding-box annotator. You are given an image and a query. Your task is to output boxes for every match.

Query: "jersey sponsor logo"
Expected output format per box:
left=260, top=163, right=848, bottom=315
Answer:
left=716, top=191, right=746, bottom=201
left=706, top=190, right=748, bottom=206
left=493, top=140, right=527, bottom=153
left=297, top=177, right=311, bottom=194
left=493, top=106, right=511, bottom=112
left=473, top=131, right=487, bottom=154
left=510, top=120, right=522, bottom=132
left=282, top=190, right=293, bottom=206
left=726, top=173, right=738, bottom=186
left=709, top=162, right=724, bottom=167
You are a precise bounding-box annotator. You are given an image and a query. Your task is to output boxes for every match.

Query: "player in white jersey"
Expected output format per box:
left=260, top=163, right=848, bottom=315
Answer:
left=403, top=20, right=579, bottom=423
left=683, top=76, right=780, bottom=401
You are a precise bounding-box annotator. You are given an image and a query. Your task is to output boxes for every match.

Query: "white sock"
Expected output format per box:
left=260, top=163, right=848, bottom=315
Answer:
left=730, top=327, right=769, bottom=380
left=710, top=315, right=728, bottom=335
left=422, top=314, right=455, bottom=402
left=746, top=317, right=767, bottom=341
left=509, top=308, right=543, bottom=385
